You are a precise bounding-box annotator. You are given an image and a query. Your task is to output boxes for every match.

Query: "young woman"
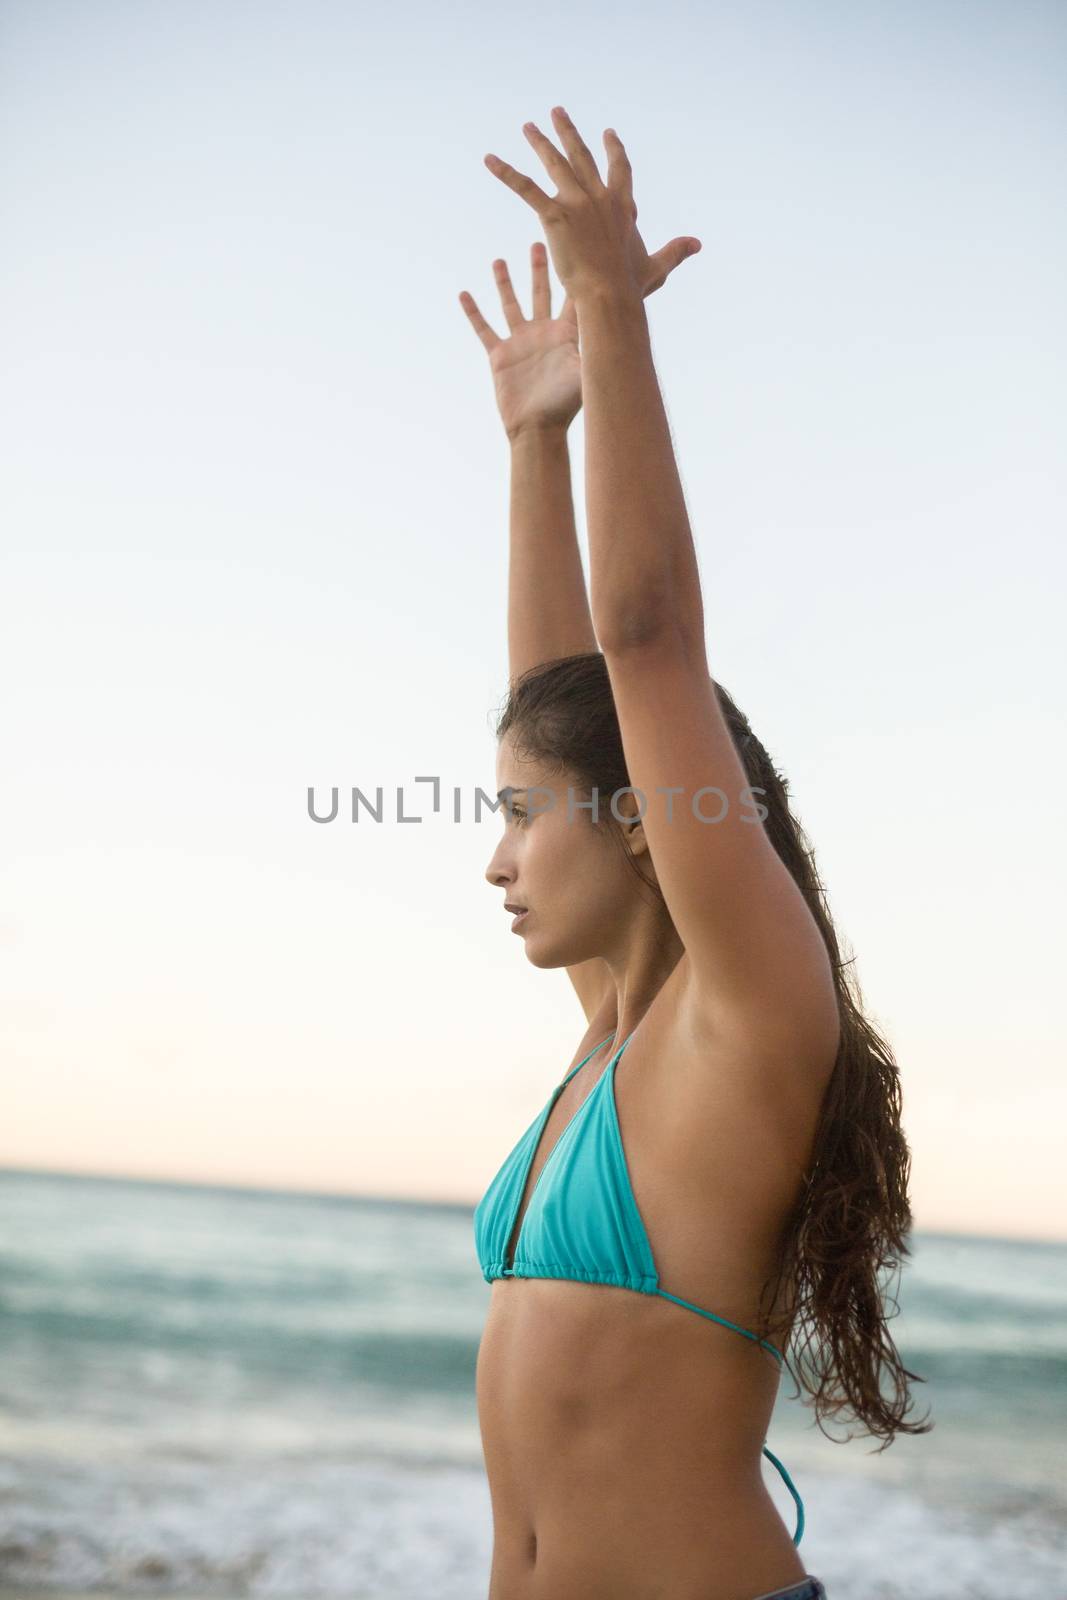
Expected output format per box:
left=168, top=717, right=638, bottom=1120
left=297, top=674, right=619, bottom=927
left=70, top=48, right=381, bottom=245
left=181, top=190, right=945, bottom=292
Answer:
left=459, top=107, right=929, bottom=1600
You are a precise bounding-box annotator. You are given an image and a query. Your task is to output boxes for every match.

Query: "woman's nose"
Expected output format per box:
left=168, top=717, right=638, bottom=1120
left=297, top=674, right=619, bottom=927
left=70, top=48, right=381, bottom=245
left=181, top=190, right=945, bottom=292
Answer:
left=485, top=847, right=509, bottom=887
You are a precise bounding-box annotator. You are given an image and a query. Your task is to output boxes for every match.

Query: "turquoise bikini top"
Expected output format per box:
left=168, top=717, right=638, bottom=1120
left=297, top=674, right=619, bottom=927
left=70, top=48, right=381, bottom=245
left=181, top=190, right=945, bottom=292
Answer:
left=473, top=1030, right=806, bottom=1547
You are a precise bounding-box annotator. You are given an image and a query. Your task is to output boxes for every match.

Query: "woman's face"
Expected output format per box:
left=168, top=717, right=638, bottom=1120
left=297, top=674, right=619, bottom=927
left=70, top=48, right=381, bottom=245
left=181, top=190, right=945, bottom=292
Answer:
left=484, top=734, right=637, bottom=969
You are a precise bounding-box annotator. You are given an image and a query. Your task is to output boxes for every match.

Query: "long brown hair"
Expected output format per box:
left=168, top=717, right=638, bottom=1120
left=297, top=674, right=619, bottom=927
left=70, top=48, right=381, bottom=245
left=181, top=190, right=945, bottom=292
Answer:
left=493, top=651, right=932, bottom=1449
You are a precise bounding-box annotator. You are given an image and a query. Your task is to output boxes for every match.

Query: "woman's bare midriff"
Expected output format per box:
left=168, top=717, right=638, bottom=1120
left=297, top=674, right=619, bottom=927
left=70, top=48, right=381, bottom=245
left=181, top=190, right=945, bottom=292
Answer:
left=477, top=1277, right=805, bottom=1600
left=475, top=977, right=834, bottom=1600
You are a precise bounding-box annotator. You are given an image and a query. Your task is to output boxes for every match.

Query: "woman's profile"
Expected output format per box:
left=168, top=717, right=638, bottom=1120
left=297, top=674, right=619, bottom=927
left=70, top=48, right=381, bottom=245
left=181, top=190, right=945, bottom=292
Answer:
left=459, top=105, right=930, bottom=1600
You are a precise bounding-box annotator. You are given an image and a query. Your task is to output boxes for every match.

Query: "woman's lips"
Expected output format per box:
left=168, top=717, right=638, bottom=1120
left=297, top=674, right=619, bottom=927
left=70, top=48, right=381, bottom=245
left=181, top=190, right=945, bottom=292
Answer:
left=510, top=910, right=529, bottom=931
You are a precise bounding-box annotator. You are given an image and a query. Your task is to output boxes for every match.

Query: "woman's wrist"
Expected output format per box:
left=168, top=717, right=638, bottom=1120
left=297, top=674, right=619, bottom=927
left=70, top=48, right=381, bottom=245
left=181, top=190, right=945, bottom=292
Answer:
left=507, top=419, right=572, bottom=447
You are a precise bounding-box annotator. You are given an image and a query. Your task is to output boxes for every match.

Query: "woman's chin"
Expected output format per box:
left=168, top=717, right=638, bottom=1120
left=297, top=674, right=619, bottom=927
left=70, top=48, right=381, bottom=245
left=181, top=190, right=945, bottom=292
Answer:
left=521, top=936, right=571, bottom=971
left=518, top=932, right=552, bottom=968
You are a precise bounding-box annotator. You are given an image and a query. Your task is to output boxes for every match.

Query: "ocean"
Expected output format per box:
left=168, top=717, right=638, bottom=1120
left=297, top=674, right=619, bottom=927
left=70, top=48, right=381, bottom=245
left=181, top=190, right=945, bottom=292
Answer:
left=1, top=1168, right=1064, bottom=1600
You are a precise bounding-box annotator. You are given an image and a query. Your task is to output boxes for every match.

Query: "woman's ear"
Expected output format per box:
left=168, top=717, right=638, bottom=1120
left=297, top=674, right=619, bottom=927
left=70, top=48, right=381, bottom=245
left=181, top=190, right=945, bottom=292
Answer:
left=633, top=821, right=654, bottom=859
left=620, top=810, right=652, bottom=859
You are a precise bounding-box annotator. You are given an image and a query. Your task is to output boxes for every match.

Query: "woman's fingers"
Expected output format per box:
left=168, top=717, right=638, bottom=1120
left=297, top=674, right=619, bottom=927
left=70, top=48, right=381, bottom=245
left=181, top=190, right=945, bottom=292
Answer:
left=603, top=128, right=633, bottom=209
left=483, top=151, right=554, bottom=217
left=486, top=115, right=629, bottom=227
left=457, top=290, right=501, bottom=353
left=460, top=238, right=580, bottom=347
left=549, top=106, right=605, bottom=193
left=530, top=242, right=551, bottom=320
left=492, top=258, right=526, bottom=331
left=521, top=118, right=586, bottom=198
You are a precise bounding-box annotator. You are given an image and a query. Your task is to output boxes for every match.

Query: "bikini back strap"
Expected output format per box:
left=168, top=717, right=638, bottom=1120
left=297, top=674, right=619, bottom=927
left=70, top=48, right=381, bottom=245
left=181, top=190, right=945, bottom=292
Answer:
left=761, top=1443, right=806, bottom=1547
left=654, top=1288, right=785, bottom=1364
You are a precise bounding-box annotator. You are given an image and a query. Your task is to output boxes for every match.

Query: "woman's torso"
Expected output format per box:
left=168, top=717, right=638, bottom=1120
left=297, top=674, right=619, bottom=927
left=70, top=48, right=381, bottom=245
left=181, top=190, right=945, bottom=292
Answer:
left=475, top=956, right=835, bottom=1600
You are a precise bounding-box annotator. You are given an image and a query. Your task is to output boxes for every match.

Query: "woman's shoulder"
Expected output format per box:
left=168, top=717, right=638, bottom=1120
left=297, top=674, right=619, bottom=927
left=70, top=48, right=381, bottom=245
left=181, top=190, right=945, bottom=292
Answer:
left=634, top=949, right=837, bottom=1133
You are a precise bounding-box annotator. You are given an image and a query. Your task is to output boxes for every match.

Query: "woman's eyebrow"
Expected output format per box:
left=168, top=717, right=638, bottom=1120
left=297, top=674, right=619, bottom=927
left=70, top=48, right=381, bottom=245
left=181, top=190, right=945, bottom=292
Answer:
left=496, top=786, right=528, bottom=801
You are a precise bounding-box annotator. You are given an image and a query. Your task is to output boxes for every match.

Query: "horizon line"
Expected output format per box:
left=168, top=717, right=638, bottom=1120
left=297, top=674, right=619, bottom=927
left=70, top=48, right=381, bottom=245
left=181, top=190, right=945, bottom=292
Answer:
left=2, top=1161, right=1063, bottom=1249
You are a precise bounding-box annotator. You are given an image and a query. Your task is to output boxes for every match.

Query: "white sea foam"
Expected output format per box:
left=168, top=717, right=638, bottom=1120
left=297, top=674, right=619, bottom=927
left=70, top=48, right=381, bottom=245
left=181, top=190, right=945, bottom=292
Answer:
left=2, top=1455, right=1066, bottom=1600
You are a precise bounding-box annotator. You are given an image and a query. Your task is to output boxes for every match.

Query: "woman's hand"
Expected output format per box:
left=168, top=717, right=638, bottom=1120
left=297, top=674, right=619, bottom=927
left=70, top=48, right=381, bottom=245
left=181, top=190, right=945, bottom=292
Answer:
left=460, top=210, right=699, bottom=440
left=459, top=243, right=582, bottom=441
left=483, top=106, right=700, bottom=304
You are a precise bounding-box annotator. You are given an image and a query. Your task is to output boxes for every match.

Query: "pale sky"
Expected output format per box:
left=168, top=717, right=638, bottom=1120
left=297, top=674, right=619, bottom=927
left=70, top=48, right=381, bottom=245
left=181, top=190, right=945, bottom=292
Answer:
left=2, top=0, right=1064, bottom=1242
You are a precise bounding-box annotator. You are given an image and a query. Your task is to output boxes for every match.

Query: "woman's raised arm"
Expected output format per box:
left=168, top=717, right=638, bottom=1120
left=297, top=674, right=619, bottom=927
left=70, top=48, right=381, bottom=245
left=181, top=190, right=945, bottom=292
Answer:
left=485, top=110, right=838, bottom=1054
left=460, top=243, right=596, bottom=685
left=460, top=201, right=703, bottom=1023
left=459, top=226, right=701, bottom=686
